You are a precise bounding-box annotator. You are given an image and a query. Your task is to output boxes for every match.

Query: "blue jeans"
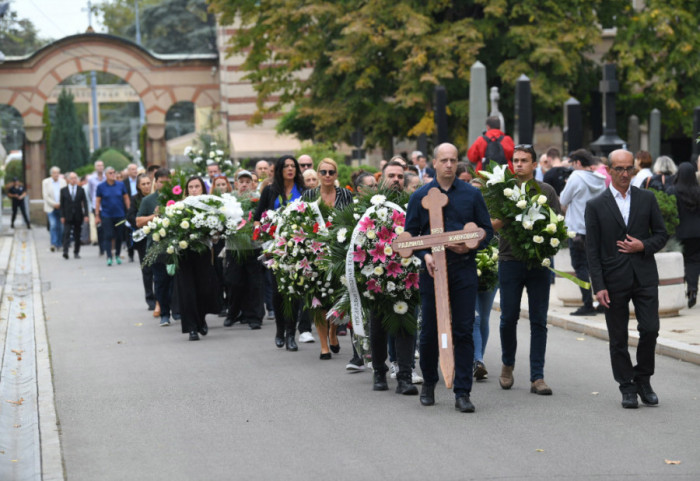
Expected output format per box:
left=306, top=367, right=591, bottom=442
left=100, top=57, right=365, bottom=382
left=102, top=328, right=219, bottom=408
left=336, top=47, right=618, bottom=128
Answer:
left=499, top=260, right=551, bottom=382
left=419, top=262, right=477, bottom=396
left=48, top=209, right=63, bottom=248
left=101, top=216, right=124, bottom=258
left=474, top=286, right=498, bottom=362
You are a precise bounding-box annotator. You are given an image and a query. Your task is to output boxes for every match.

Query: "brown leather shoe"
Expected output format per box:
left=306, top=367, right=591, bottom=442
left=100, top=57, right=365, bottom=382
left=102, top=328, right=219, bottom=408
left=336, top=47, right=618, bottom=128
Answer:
left=530, top=379, right=553, bottom=395
left=153, top=301, right=161, bottom=317
left=499, top=365, right=514, bottom=390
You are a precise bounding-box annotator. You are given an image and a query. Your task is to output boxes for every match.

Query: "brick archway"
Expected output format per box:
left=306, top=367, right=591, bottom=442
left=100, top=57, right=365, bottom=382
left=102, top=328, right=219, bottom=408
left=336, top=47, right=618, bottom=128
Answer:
left=0, top=33, right=219, bottom=202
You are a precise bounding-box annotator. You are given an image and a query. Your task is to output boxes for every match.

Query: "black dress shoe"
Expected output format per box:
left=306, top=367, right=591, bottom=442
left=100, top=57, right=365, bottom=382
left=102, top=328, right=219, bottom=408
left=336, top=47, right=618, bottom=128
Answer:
left=62, top=252, right=69, bottom=259
left=373, top=372, right=388, bottom=391
left=396, top=379, right=418, bottom=395
left=689, top=290, right=697, bottom=309
left=223, top=317, right=235, bottom=327
left=285, top=334, right=298, bottom=351
left=248, top=321, right=262, bottom=330
left=330, top=343, right=340, bottom=354
left=275, top=336, right=285, bottom=348
left=621, top=392, right=638, bottom=409
left=455, top=395, right=475, bottom=413
left=189, top=331, right=200, bottom=341
left=637, top=383, right=659, bottom=406
left=74, top=253, right=81, bottom=259
left=420, top=384, right=435, bottom=406
left=319, top=352, right=331, bottom=360
left=147, top=301, right=156, bottom=311
left=198, top=321, right=208, bottom=336
left=570, top=305, right=597, bottom=316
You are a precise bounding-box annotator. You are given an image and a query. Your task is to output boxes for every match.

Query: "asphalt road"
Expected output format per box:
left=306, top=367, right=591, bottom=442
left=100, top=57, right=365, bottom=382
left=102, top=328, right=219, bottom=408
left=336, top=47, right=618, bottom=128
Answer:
left=38, top=233, right=700, bottom=481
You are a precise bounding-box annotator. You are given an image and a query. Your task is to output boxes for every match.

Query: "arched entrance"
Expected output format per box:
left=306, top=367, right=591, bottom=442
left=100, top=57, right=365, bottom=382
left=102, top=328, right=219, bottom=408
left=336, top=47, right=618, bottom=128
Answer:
left=0, top=33, right=219, bottom=205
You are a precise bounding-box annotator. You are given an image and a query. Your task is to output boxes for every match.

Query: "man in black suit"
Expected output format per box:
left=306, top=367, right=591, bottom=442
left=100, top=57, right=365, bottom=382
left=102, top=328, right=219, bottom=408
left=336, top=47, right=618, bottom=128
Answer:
left=585, top=149, right=668, bottom=409
left=60, top=172, right=89, bottom=260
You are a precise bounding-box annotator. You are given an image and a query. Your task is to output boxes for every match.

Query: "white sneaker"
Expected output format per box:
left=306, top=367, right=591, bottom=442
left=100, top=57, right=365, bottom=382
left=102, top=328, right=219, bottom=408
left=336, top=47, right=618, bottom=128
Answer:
left=390, top=362, right=398, bottom=379
left=411, top=369, right=423, bottom=384
left=266, top=310, right=275, bottom=320
left=298, top=332, right=315, bottom=343
left=414, top=349, right=420, bottom=359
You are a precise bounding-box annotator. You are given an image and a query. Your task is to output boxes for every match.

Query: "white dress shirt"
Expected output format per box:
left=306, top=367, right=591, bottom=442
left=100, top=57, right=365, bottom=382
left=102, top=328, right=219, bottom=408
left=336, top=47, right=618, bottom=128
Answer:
left=610, top=183, right=631, bottom=225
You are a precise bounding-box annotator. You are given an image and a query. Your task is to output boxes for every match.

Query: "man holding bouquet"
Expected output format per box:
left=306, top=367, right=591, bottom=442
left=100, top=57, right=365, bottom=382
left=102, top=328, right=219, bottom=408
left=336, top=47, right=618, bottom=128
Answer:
left=405, top=143, right=493, bottom=412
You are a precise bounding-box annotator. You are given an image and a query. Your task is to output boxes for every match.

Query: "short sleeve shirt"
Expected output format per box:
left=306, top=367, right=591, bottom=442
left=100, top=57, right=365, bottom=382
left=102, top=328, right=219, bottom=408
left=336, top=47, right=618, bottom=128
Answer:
left=96, top=181, right=127, bottom=218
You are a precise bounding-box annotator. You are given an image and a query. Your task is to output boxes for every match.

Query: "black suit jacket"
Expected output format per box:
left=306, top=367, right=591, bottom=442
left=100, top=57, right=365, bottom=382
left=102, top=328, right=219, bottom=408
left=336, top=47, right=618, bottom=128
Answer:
left=60, top=185, right=89, bottom=224
left=584, top=186, right=668, bottom=293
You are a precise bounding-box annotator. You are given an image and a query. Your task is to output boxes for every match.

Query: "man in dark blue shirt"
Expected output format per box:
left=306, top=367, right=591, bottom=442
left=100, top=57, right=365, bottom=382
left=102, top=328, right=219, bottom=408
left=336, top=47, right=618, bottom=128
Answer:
left=405, top=142, right=493, bottom=413
left=95, top=167, right=130, bottom=266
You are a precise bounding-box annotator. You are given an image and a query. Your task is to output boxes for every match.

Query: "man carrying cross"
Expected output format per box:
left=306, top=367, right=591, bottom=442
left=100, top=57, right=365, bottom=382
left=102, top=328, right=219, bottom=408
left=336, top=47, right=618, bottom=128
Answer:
left=405, top=143, right=493, bottom=412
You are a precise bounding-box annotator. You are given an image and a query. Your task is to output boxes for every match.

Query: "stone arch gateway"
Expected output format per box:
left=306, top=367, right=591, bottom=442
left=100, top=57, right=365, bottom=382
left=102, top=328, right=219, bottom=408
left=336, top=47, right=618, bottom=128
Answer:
left=0, top=33, right=219, bottom=203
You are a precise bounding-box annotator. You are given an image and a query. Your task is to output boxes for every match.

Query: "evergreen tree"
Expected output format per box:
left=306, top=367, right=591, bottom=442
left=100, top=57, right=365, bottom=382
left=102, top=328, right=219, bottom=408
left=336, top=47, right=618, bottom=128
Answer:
left=49, top=89, right=89, bottom=174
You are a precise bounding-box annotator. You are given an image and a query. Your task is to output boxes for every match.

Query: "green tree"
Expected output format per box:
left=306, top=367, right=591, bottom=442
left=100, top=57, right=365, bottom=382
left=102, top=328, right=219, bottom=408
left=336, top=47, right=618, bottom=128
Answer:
left=608, top=1, right=700, bottom=137
left=95, top=0, right=216, bottom=54
left=49, top=90, right=89, bottom=174
left=208, top=0, right=618, bottom=151
left=0, top=7, right=51, bottom=56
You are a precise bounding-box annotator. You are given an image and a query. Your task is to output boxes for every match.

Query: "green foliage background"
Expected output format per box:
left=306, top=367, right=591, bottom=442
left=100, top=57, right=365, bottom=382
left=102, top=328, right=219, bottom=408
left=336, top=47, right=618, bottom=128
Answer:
left=48, top=90, right=89, bottom=174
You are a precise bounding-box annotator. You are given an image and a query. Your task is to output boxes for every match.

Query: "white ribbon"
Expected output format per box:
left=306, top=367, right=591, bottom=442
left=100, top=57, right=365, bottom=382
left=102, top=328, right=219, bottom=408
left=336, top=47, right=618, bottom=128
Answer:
left=338, top=200, right=405, bottom=337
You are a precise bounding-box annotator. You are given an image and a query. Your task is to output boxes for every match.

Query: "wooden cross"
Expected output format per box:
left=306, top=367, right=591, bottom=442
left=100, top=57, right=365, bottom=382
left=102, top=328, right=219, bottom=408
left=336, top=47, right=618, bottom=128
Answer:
left=392, top=188, right=486, bottom=389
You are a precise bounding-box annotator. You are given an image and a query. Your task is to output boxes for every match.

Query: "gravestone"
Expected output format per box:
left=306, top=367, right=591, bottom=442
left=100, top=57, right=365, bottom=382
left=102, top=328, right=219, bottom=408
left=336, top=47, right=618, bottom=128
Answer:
left=434, top=86, right=449, bottom=145
left=627, top=115, right=640, bottom=154
left=590, top=64, right=626, bottom=156
left=515, top=74, right=533, bottom=145
left=490, top=86, right=505, bottom=133
left=564, top=97, right=582, bottom=154
left=468, top=61, right=488, bottom=146
left=649, top=108, right=661, bottom=162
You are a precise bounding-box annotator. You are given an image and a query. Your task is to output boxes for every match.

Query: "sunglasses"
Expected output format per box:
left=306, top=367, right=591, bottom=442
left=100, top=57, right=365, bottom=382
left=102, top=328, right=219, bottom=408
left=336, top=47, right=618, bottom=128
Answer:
left=300, top=163, right=313, bottom=168
left=319, top=169, right=336, bottom=176
left=515, top=144, right=533, bottom=149
left=611, top=166, right=635, bottom=174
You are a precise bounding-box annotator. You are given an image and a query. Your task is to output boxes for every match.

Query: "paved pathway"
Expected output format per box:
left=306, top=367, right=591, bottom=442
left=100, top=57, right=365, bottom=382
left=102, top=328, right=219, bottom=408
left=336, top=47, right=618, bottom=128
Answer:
left=1, top=219, right=700, bottom=480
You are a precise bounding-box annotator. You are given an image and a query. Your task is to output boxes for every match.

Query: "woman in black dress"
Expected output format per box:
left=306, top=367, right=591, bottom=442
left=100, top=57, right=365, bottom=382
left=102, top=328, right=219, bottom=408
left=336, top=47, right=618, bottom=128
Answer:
left=126, top=174, right=156, bottom=310
left=176, top=176, right=222, bottom=341
left=254, top=155, right=306, bottom=351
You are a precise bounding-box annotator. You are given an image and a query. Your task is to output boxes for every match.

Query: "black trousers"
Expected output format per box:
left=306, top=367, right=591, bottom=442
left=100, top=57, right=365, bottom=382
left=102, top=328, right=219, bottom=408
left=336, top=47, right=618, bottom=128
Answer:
left=681, top=238, right=700, bottom=292
left=271, top=276, right=298, bottom=337
left=369, top=311, right=414, bottom=382
left=605, top=277, right=659, bottom=393
left=62, top=221, right=83, bottom=255
left=225, top=250, right=264, bottom=323
left=11, top=200, right=30, bottom=227
left=175, top=250, right=222, bottom=334
left=152, top=262, right=173, bottom=317
left=135, top=240, right=155, bottom=304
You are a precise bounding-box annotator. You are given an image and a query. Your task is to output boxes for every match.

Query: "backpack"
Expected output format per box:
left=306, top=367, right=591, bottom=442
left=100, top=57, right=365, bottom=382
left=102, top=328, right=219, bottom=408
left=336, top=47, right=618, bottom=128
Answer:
left=482, top=134, right=507, bottom=165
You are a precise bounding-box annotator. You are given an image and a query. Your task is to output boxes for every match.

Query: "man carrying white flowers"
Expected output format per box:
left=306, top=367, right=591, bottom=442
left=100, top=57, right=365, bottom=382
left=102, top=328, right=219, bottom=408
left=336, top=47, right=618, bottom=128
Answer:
left=491, top=145, right=561, bottom=396
left=405, top=143, right=493, bottom=413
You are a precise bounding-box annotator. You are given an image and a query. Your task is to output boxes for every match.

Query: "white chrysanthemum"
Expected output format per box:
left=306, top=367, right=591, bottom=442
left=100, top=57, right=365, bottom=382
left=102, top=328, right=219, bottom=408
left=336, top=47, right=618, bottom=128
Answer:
left=516, top=199, right=527, bottom=209
left=386, top=281, right=396, bottom=292
left=361, top=265, right=374, bottom=277
left=541, top=258, right=551, bottom=267
left=550, top=238, right=560, bottom=248
left=393, top=301, right=408, bottom=314
left=363, top=291, right=373, bottom=299
left=337, top=228, right=348, bottom=243
left=374, top=266, right=384, bottom=276
left=366, top=230, right=376, bottom=240
left=545, top=223, right=557, bottom=234
left=340, top=275, right=347, bottom=286
left=179, top=240, right=188, bottom=249
left=537, top=195, right=547, bottom=205
left=412, top=257, right=421, bottom=266
left=354, top=213, right=361, bottom=220
left=377, top=208, right=388, bottom=221
left=370, top=194, right=387, bottom=206
left=533, top=235, right=544, bottom=244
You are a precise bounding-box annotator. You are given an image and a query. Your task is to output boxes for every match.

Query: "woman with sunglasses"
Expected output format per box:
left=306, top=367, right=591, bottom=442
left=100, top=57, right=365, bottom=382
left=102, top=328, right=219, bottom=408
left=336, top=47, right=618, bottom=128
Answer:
left=254, top=155, right=307, bottom=351
left=302, top=158, right=353, bottom=359
left=175, top=176, right=222, bottom=341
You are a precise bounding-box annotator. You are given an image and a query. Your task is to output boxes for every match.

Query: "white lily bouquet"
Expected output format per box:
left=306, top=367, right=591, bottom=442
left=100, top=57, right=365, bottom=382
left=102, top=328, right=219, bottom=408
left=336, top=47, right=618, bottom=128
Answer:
left=135, top=193, right=244, bottom=268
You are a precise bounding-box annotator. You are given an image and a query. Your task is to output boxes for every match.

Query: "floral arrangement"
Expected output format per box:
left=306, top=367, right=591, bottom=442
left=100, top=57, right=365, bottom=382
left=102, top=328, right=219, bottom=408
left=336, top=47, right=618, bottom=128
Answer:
left=223, top=191, right=262, bottom=258
left=263, top=198, right=337, bottom=318
left=157, top=170, right=190, bottom=209
left=326, top=187, right=420, bottom=336
left=135, top=194, right=244, bottom=268
left=479, top=162, right=573, bottom=269
left=476, top=240, right=499, bottom=292
left=185, top=141, right=235, bottom=177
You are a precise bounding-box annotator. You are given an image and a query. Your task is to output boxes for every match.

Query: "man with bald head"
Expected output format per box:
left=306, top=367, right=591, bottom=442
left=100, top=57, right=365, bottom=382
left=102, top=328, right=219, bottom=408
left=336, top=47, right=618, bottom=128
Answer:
left=60, top=172, right=89, bottom=259
left=585, top=149, right=668, bottom=409
left=297, top=155, right=314, bottom=173
left=405, top=142, right=493, bottom=412
left=255, top=160, right=270, bottom=182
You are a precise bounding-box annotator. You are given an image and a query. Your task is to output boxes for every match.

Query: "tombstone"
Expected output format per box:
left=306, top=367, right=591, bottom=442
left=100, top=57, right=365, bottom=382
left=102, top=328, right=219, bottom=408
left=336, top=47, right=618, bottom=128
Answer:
left=627, top=115, right=640, bottom=154
left=692, top=107, right=700, bottom=162
left=417, top=134, right=428, bottom=160
left=468, top=61, right=488, bottom=146
left=649, top=108, right=661, bottom=161
left=590, top=63, right=626, bottom=156
left=489, top=86, right=505, bottom=133
left=564, top=97, right=582, bottom=154
left=590, top=91, right=603, bottom=141
left=434, top=86, right=449, bottom=145
left=351, top=128, right=364, bottom=161
left=514, top=74, right=533, bottom=145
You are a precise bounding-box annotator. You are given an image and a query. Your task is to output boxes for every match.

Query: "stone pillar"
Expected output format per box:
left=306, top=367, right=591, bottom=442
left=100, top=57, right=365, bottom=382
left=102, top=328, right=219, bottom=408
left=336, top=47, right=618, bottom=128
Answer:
left=489, top=86, right=505, bottom=133
left=649, top=108, right=661, bottom=162
left=627, top=115, right=640, bottom=154
left=434, top=86, right=448, bottom=145
left=146, top=123, right=167, bottom=167
left=514, top=74, right=533, bottom=145
left=23, top=125, right=47, bottom=222
left=564, top=97, right=582, bottom=154
left=468, top=61, right=488, bottom=146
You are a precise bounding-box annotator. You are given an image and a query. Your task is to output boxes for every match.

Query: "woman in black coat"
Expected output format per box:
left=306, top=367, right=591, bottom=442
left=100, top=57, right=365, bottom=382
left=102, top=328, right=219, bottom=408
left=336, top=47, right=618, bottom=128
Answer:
left=126, top=174, right=156, bottom=310
left=668, top=162, right=700, bottom=308
left=254, top=155, right=306, bottom=351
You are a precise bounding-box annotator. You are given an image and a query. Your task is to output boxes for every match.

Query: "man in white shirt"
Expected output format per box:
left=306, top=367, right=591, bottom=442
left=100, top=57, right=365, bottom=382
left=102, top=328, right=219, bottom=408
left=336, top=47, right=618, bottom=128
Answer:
left=42, top=166, right=67, bottom=251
